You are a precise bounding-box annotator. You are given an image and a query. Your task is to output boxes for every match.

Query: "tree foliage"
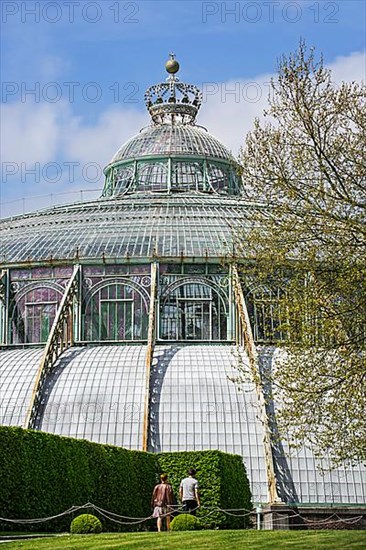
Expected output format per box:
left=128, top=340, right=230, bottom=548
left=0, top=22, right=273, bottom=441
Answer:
left=238, top=41, right=366, bottom=467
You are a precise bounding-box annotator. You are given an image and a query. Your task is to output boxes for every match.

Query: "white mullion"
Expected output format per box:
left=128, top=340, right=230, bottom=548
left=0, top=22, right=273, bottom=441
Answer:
left=131, top=299, right=134, bottom=340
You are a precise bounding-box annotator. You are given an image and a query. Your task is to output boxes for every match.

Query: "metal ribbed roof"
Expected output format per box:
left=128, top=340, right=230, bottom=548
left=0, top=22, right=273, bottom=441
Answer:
left=110, top=124, right=233, bottom=164
left=150, top=344, right=268, bottom=502
left=39, top=346, right=147, bottom=448
left=0, top=348, right=44, bottom=426
left=0, top=194, right=253, bottom=264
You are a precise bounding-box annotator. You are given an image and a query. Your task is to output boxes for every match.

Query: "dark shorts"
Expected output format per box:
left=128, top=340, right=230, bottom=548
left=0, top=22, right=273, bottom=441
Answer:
left=183, top=500, right=198, bottom=515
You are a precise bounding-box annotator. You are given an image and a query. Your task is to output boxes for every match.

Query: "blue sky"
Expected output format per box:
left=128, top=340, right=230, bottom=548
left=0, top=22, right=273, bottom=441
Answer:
left=1, top=0, right=365, bottom=216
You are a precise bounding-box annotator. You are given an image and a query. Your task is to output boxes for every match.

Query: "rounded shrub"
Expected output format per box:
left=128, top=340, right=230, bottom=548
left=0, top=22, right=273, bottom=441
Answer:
left=170, top=513, right=199, bottom=531
left=70, top=514, right=102, bottom=534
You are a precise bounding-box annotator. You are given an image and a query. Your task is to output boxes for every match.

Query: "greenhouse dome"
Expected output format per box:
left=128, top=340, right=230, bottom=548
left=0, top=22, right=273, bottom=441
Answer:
left=0, top=54, right=365, bottom=515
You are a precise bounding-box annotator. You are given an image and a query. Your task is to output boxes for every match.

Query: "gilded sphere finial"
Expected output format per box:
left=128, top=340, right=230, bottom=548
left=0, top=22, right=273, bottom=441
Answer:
left=165, top=52, right=179, bottom=74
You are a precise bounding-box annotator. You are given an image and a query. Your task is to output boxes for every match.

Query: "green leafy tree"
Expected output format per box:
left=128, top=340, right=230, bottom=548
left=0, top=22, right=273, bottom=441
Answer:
left=238, top=41, right=366, bottom=467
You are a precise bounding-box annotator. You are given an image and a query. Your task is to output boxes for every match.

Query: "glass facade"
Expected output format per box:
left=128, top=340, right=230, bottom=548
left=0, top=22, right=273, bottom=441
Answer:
left=1, top=344, right=364, bottom=504
left=104, top=158, right=241, bottom=197
left=11, top=286, right=63, bottom=344
left=0, top=62, right=364, bottom=511
left=8, top=268, right=71, bottom=344
left=246, top=285, right=287, bottom=343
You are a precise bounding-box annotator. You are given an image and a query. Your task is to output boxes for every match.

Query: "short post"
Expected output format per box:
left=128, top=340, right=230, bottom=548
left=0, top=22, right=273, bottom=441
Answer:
left=256, top=505, right=262, bottom=530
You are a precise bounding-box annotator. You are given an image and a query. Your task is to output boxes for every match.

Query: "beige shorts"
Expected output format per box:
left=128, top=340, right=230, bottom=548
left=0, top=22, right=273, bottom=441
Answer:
left=153, top=505, right=170, bottom=518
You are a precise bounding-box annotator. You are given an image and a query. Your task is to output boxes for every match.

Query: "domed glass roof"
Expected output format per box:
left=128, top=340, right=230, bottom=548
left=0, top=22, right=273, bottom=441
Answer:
left=0, top=195, right=250, bottom=262
left=103, top=54, right=242, bottom=198
left=110, top=124, right=233, bottom=163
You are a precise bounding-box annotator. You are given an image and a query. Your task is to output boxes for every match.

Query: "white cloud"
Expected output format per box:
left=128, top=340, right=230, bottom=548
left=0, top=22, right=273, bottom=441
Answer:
left=199, top=74, right=273, bottom=157
left=0, top=101, right=148, bottom=216
left=199, top=50, right=366, bottom=157
left=1, top=50, right=364, bottom=217
left=1, top=101, right=65, bottom=166
left=62, top=107, right=148, bottom=169
left=328, top=51, right=366, bottom=84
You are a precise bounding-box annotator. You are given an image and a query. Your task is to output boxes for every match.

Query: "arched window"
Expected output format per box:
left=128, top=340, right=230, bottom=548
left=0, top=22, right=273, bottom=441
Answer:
left=207, top=163, right=230, bottom=193
left=113, top=165, right=134, bottom=195
left=83, top=282, right=149, bottom=341
left=246, top=285, right=286, bottom=343
left=11, top=285, right=63, bottom=344
left=160, top=281, right=228, bottom=341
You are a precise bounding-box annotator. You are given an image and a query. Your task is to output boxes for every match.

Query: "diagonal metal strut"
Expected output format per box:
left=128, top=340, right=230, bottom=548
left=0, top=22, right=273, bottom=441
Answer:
left=24, top=264, right=80, bottom=430
left=232, top=264, right=280, bottom=504
left=142, top=262, right=158, bottom=451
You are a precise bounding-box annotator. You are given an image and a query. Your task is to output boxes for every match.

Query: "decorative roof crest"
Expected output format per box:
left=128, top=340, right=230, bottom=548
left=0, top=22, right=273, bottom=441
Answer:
left=144, top=53, right=202, bottom=125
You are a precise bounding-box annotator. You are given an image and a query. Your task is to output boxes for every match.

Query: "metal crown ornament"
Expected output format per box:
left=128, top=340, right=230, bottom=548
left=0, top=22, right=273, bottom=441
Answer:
left=144, top=53, right=202, bottom=125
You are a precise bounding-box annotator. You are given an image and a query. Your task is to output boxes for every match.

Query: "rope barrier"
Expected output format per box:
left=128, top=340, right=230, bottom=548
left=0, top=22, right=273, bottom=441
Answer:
left=217, top=508, right=253, bottom=517
left=94, top=509, right=153, bottom=526
left=91, top=504, right=155, bottom=521
left=0, top=504, right=90, bottom=524
left=0, top=502, right=363, bottom=527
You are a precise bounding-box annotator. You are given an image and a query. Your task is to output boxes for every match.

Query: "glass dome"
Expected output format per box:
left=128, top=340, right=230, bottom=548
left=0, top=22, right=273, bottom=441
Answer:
left=102, top=57, right=243, bottom=198
left=109, top=124, right=234, bottom=163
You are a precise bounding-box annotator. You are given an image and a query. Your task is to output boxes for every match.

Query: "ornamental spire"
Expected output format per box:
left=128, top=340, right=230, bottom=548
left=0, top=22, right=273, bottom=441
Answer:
left=144, top=54, right=202, bottom=125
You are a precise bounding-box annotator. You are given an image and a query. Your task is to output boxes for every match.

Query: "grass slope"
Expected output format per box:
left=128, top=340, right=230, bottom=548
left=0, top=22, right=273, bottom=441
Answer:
left=3, top=530, right=366, bottom=549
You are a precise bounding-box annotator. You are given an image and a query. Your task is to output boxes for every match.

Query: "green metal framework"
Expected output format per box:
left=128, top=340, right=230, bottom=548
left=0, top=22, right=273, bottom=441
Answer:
left=103, top=155, right=242, bottom=197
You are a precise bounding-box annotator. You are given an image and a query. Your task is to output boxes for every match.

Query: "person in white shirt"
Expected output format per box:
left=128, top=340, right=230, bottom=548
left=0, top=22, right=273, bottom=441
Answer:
left=179, top=468, right=200, bottom=515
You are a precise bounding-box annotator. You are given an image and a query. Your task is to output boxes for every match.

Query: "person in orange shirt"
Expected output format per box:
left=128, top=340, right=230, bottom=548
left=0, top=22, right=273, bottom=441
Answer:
left=151, top=473, right=174, bottom=531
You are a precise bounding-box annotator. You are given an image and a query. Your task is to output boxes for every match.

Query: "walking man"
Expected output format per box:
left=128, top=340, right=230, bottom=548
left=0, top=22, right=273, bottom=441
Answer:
left=179, top=468, right=200, bottom=515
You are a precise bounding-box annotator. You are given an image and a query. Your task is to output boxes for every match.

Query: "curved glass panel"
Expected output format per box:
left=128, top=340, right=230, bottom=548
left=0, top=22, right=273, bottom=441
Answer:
left=114, top=165, right=134, bottom=195
left=208, top=163, right=231, bottom=193
left=149, top=344, right=268, bottom=502
left=0, top=196, right=250, bottom=262
left=171, top=161, right=204, bottom=192
left=39, top=346, right=147, bottom=447
left=111, top=125, right=233, bottom=162
left=0, top=349, right=44, bottom=426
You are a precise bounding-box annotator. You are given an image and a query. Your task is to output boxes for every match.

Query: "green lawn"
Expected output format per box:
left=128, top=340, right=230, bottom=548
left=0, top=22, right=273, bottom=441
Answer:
left=2, top=530, right=365, bottom=549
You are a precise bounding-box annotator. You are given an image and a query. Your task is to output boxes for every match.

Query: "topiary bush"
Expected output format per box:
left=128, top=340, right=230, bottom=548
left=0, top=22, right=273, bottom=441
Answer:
left=170, top=514, right=199, bottom=531
left=70, top=514, right=102, bottom=534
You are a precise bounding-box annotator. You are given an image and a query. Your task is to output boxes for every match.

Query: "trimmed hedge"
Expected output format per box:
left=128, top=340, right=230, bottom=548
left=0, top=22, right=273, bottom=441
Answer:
left=0, top=427, right=251, bottom=532
left=0, top=426, right=157, bottom=532
left=157, top=450, right=252, bottom=529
